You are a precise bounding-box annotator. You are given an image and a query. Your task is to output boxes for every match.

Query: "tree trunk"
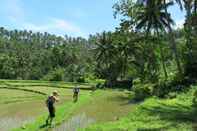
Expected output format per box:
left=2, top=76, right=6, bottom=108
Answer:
left=184, top=1, right=193, bottom=62
left=194, top=0, right=197, bottom=13
left=163, top=0, right=183, bottom=76
left=159, top=44, right=168, bottom=80
left=156, top=30, right=168, bottom=80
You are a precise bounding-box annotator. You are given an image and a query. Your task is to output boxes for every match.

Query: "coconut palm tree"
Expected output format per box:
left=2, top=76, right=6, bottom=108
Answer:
left=183, top=0, right=193, bottom=61
left=135, top=0, right=175, bottom=80
left=138, top=0, right=183, bottom=76
left=194, top=0, right=197, bottom=13
left=163, top=0, right=184, bottom=76
left=94, top=32, right=119, bottom=86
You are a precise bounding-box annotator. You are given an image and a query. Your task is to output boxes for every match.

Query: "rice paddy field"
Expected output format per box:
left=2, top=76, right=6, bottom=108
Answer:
left=1, top=79, right=197, bottom=131
left=0, top=80, right=134, bottom=131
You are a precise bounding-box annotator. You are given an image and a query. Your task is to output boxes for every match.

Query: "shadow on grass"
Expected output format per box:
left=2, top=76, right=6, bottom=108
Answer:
left=109, top=95, right=131, bottom=102
left=39, top=123, right=48, bottom=129
left=141, top=102, right=197, bottom=130
left=137, top=124, right=176, bottom=131
left=107, top=93, right=142, bottom=106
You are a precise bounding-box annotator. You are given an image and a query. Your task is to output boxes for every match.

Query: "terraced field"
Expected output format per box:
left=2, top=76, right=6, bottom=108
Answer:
left=0, top=80, right=134, bottom=131
left=0, top=80, right=93, bottom=131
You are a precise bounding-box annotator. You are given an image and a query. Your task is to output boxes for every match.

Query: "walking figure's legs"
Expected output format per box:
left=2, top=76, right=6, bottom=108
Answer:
left=45, top=115, right=50, bottom=125
left=73, top=93, right=78, bottom=103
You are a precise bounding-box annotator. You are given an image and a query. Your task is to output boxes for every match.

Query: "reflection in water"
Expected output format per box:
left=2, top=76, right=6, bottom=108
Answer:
left=55, top=113, right=95, bottom=131
left=0, top=117, right=34, bottom=131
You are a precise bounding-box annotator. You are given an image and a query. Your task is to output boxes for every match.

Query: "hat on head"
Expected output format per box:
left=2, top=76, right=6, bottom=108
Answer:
left=53, top=90, right=59, bottom=96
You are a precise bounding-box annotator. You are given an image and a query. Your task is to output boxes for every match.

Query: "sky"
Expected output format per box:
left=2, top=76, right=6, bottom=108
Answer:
left=0, top=0, right=185, bottom=38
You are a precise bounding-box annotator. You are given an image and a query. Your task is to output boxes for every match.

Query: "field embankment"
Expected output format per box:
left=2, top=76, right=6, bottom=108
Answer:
left=82, top=85, right=197, bottom=131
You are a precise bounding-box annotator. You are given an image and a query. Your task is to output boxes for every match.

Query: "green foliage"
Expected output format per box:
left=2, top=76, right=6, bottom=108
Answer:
left=132, top=83, right=154, bottom=101
left=76, top=77, right=86, bottom=83
left=42, top=68, right=65, bottom=81
left=153, top=78, right=191, bottom=98
left=184, top=38, right=197, bottom=80
left=96, top=83, right=105, bottom=89
left=192, top=89, right=197, bottom=107
left=0, top=27, right=94, bottom=81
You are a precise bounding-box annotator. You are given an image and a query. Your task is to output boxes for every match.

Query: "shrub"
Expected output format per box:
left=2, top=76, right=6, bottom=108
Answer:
left=152, top=78, right=191, bottom=98
left=76, top=76, right=86, bottom=83
left=166, top=92, right=177, bottom=99
left=85, top=74, right=96, bottom=83
left=152, top=81, right=169, bottom=98
left=42, top=68, right=65, bottom=81
left=192, top=90, right=197, bottom=107
left=133, top=78, right=141, bottom=85
left=132, top=83, right=154, bottom=101
left=96, top=83, right=105, bottom=89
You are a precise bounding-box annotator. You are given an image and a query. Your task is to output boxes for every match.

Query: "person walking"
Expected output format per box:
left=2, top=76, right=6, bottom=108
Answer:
left=73, top=86, right=80, bottom=103
left=45, top=90, right=59, bottom=126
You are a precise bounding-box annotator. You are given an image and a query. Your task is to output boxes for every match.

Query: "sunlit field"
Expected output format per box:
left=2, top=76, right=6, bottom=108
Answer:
left=0, top=0, right=197, bottom=130
left=0, top=80, right=136, bottom=131
left=0, top=80, right=92, bottom=130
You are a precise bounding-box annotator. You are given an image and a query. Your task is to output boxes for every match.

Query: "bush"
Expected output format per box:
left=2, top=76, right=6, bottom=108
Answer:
left=76, top=77, right=86, bottom=83
left=132, top=83, right=154, bottom=101
left=42, top=68, right=65, bottom=81
left=192, top=90, right=197, bottom=107
left=96, top=83, right=105, bottom=89
left=152, top=81, right=169, bottom=98
left=152, top=78, right=191, bottom=98
left=133, top=78, right=141, bottom=85
left=166, top=92, right=177, bottom=99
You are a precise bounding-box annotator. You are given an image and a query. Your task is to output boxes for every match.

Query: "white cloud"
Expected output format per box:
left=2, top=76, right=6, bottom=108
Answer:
left=1, top=0, right=25, bottom=22
left=175, top=19, right=185, bottom=29
left=0, top=0, right=87, bottom=37
left=22, top=18, right=86, bottom=37
left=52, top=18, right=81, bottom=33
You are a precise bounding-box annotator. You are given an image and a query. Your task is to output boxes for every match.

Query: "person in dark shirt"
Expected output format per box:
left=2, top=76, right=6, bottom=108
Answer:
left=45, top=90, right=59, bottom=126
left=73, top=86, right=80, bottom=103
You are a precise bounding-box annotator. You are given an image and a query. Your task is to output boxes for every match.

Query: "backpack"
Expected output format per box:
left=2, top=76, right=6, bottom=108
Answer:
left=46, top=96, right=54, bottom=107
left=74, top=87, right=79, bottom=93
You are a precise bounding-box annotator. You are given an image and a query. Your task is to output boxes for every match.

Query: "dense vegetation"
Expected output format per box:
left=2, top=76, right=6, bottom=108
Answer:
left=0, top=29, right=94, bottom=81
left=0, top=0, right=197, bottom=130
left=1, top=0, right=196, bottom=86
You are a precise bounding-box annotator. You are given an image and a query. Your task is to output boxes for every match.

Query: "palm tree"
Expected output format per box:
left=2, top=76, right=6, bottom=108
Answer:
left=138, top=0, right=183, bottom=76
left=183, top=0, right=193, bottom=61
left=135, top=0, right=174, bottom=80
left=163, top=0, right=183, bottom=76
left=94, top=32, right=118, bottom=86
left=194, top=0, right=197, bottom=13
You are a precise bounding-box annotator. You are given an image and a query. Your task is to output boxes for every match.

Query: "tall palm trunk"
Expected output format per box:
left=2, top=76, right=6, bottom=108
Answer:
left=163, top=0, right=183, bottom=76
left=156, top=30, right=168, bottom=80
left=194, top=0, right=197, bottom=13
left=159, top=44, right=168, bottom=80
left=184, top=0, right=193, bottom=62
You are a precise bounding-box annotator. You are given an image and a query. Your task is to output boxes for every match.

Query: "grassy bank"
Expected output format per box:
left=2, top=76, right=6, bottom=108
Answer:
left=82, top=85, right=197, bottom=131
